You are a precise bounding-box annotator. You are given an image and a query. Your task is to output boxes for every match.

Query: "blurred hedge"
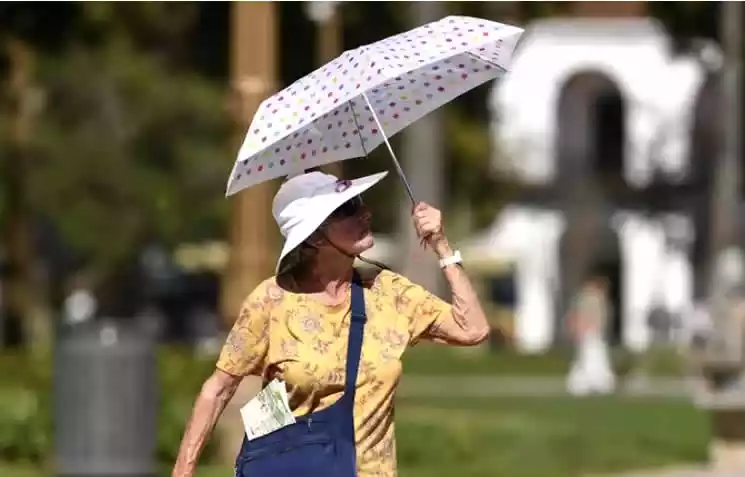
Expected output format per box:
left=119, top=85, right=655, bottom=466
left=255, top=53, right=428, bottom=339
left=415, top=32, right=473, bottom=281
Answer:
left=0, top=347, right=217, bottom=466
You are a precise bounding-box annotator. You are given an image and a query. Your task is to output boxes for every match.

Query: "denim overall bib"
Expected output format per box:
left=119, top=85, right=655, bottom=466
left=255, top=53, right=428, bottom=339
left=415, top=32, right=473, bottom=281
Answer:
left=235, top=271, right=366, bottom=477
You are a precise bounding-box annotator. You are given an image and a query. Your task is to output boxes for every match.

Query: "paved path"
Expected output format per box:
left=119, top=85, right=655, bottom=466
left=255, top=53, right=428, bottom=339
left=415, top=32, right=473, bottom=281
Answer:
left=586, top=466, right=745, bottom=477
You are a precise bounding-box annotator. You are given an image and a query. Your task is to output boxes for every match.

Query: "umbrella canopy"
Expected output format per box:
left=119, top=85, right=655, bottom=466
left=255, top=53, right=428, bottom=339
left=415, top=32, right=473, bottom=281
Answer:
left=226, top=15, right=524, bottom=197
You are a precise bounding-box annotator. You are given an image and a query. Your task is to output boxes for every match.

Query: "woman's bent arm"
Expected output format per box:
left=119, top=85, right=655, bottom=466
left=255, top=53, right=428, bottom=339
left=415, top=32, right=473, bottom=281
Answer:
left=171, top=369, right=243, bottom=477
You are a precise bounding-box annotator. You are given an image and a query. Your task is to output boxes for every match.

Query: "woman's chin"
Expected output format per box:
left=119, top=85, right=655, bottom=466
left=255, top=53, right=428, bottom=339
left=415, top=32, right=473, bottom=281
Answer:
left=355, top=234, right=375, bottom=253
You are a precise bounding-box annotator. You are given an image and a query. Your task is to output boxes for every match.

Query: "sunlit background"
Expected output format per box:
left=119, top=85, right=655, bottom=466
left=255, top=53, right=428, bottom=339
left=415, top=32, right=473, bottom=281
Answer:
left=1, top=2, right=743, bottom=477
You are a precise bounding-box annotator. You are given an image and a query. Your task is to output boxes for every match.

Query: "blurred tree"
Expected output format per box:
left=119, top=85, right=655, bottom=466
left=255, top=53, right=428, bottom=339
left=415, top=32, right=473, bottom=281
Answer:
left=31, top=42, right=232, bottom=309
left=0, top=4, right=233, bottom=326
left=0, top=38, right=43, bottom=349
left=648, top=1, right=719, bottom=44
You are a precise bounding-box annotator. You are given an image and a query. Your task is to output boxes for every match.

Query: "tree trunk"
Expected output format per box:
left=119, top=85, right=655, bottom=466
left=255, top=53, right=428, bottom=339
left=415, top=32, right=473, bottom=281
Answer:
left=220, top=2, right=280, bottom=327
left=2, top=39, right=51, bottom=353
left=217, top=4, right=278, bottom=464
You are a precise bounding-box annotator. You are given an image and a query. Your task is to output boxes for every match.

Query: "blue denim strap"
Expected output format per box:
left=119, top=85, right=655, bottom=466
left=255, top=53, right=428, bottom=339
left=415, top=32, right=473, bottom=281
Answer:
left=339, top=270, right=366, bottom=439
left=344, top=270, right=366, bottom=396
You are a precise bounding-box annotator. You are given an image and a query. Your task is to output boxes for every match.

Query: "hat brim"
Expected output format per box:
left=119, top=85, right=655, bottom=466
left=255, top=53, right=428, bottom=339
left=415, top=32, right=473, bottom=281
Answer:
left=275, top=171, right=389, bottom=273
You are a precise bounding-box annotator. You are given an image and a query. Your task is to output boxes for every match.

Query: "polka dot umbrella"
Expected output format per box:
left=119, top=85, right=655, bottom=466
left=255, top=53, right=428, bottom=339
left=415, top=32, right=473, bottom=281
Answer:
left=226, top=15, right=524, bottom=202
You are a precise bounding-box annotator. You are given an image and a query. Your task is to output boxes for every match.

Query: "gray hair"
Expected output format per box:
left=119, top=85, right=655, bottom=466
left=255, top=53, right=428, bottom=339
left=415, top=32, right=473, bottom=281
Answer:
left=277, top=242, right=318, bottom=278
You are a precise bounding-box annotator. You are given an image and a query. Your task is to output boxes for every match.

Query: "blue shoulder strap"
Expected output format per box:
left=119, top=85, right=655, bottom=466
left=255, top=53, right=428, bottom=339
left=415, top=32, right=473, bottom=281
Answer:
left=343, top=270, right=367, bottom=400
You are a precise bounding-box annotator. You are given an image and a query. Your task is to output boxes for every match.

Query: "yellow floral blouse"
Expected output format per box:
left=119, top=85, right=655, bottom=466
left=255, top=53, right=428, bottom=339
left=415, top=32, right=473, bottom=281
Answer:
left=216, top=268, right=452, bottom=477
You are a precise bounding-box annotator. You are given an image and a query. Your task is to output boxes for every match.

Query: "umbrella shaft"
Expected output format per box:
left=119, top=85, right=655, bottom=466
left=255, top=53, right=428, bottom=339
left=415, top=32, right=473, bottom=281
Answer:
left=358, top=93, right=416, bottom=204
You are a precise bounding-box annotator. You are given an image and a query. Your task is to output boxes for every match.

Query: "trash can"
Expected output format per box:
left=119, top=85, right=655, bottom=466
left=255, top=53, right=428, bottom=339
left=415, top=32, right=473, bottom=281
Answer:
left=54, top=318, right=157, bottom=477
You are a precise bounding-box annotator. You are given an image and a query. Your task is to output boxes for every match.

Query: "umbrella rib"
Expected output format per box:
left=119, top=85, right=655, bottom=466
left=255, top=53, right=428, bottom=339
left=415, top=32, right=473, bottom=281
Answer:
left=466, top=51, right=508, bottom=74
left=349, top=100, right=369, bottom=157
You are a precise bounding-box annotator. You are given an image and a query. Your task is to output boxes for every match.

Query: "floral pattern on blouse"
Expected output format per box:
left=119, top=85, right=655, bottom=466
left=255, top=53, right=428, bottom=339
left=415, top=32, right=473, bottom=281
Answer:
left=216, top=269, right=451, bottom=477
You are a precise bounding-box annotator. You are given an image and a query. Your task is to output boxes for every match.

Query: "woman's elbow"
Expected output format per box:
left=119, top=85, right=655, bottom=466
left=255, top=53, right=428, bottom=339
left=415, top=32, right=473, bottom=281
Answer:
left=468, top=326, right=490, bottom=345
left=446, top=310, right=491, bottom=346
left=456, top=324, right=490, bottom=346
left=200, top=369, right=242, bottom=403
left=464, top=309, right=491, bottom=345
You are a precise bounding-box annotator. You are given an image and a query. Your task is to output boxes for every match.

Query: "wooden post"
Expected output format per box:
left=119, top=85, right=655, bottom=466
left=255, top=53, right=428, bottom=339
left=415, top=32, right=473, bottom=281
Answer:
left=318, top=5, right=341, bottom=65
left=701, top=1, right=745, bottom=472
left=308, top=1, right=344, bottom=178
left=216, top=2, right=278, bottom=464
left=2, top=39, right=48, bottom=352
left=220, top=2, right=279, bottom=327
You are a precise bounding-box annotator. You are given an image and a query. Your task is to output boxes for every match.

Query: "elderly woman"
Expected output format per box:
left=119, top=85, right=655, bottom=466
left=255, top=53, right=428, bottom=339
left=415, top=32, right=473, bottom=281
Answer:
left=172, top=170, right=490, bottom=477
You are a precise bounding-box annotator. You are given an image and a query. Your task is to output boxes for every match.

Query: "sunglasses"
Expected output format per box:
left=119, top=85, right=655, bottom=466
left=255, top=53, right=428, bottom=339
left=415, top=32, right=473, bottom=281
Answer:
left=329, top=195, right=364, bottom=219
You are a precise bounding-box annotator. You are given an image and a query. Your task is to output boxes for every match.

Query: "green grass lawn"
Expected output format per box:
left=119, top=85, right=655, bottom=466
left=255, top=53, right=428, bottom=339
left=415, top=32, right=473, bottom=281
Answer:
left=395, top=396, right=708, bottom=477
left=0, top=463, right=37, bottom=477
left=2, top=395, right=708, bottom=477
left=0, top=463, right=231, bottom=477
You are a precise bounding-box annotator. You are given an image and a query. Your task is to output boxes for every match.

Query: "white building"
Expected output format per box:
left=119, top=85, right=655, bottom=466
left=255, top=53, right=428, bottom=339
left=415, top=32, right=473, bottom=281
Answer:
left=485, top=18, right=716, bottom=354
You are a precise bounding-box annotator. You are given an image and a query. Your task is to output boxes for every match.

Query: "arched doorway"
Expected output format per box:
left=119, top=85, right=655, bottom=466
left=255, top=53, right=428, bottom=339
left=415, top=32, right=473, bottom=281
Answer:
left=555, top=72, right=626, bottom=187
left=557, top=218, right=624, bottom=345
left=554, top=71, right=627, bottom=346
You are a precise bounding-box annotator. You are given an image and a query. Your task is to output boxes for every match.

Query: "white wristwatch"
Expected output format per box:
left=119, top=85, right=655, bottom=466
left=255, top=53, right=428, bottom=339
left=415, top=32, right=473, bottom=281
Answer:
left=439, top=250, right=463, bottom=269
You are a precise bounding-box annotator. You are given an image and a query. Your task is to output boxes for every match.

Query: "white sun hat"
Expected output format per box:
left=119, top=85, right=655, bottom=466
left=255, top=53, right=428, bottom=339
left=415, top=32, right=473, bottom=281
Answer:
left=272, top=170, right=389, bottom=273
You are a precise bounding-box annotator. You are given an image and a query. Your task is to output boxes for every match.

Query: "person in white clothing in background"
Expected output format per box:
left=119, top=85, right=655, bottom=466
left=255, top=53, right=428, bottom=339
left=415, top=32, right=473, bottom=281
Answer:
left=566, top=275, right=616, bottom=396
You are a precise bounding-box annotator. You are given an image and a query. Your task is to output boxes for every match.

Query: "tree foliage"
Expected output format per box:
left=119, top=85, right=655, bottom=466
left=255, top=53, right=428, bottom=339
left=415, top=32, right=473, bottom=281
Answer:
left=0, top=4, right=233, bottom=304
left=31, top=43, right=232, bottom=272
